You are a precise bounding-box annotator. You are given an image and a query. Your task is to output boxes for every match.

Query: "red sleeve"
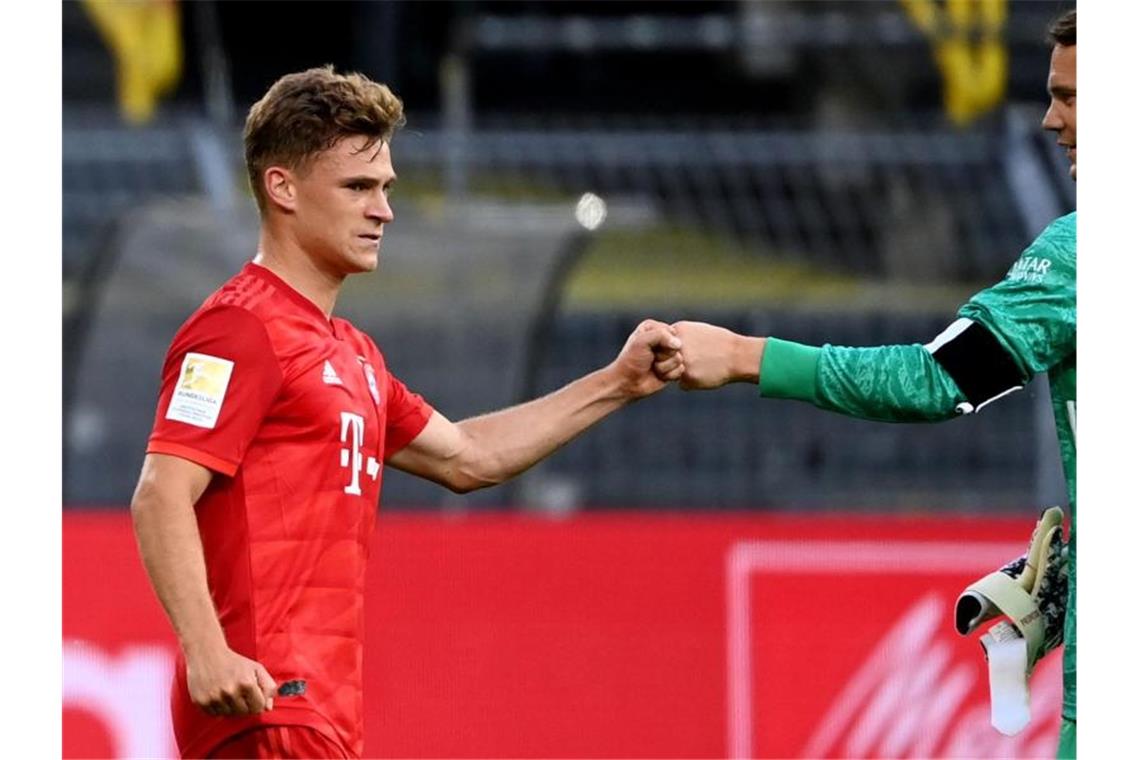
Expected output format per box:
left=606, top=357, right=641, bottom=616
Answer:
left=382, top=371, right=433, bottom=460
left=147, top=305, right=283, bottom=476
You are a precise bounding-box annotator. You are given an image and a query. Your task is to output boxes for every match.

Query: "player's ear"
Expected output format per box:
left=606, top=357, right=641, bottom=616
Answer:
left=263, top=166, right=298, bottom=213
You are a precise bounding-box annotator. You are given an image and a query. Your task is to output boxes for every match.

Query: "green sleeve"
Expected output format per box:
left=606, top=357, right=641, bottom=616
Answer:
left=958, top=212, right=1076, bottom=375
left=760, top=338, right=964, bottom=423
left=757, top=213, right=1075, bottom=423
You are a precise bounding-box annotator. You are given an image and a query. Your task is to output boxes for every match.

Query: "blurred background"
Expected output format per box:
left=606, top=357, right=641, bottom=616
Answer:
left=62, top=1, right=1076, bottom=758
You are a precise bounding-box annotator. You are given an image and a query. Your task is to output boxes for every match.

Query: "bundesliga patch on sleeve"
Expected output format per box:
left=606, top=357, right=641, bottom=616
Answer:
left=165, top=352, right=235, bottom=429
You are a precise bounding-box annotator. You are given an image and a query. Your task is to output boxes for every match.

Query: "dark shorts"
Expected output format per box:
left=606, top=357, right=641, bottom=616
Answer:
left=205, top=725, right=350, bottom=759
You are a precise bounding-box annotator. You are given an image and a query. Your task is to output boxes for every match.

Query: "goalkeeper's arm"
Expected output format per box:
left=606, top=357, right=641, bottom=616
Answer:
left=665, top=319, right=1030, bottom=424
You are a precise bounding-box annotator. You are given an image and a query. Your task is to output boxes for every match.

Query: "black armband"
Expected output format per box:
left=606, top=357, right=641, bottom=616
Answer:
left=925, top=319, right=1027, bottom=414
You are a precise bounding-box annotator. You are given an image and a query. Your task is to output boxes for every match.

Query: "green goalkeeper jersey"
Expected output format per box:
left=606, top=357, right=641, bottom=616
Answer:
left=760, top=212, right=1076, bottom=719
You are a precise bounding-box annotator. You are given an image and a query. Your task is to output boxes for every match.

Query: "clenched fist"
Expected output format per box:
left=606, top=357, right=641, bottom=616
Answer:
left=663, top=321, right=766, bottom=390
left=186, top=645, right=277, bottom=717
left=609, top=319, right=684, bottom=399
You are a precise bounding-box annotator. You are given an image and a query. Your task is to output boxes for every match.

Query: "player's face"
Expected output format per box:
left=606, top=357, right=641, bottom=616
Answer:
left=291, top=136, right=396, bottom=276
left=1041, top=43, right=1076, bottom=180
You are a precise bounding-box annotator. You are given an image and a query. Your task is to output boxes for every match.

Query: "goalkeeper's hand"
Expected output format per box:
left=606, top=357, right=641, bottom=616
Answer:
left=953, top=506, right=1068, bottom=736
left=955, top=505, right=1069, bottom=667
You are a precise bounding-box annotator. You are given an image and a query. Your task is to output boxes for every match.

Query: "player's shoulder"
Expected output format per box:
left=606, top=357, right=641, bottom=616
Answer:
left=192, top=263, right=327, bottom=342
left=170, top=302, right=271, bottom=355
left=170, top=267, right=279, bottom=349
left=200, top=264, right=280, bottom=318
left=1029, top=212, right=1076, bottom=262
left=999, top=211, right=1075, bottom=286
left=1048, top=210, right=1076, bottom=233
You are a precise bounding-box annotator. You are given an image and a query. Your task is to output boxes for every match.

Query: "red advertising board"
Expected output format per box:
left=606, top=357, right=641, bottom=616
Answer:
left=63, top=511, right=1061, bottom=758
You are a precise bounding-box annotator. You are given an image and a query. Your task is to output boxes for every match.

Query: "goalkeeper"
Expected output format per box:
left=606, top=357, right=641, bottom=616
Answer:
left=660, top=9, right=1076, bottom=757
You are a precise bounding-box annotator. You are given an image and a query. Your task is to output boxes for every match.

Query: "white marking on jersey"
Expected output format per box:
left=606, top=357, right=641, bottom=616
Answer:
left=322, top=360, right=343, bottom=385
left=974, top=385, right=1023, bottom=413
left=362, top=362, right=381, bottom=405
left=339, top=412, right=365, bottom=495
left=924, top=318, right=974, bottom=354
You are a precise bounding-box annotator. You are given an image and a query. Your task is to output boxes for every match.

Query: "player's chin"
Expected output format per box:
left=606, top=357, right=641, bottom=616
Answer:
left=345, top=247, right=380, bottom=272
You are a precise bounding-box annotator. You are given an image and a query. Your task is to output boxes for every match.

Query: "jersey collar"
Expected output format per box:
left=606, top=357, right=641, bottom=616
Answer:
left=243, top=261, right=344, bottom=339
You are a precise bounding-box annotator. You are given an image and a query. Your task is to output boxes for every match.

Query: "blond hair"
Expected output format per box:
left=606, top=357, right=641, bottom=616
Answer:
left=243, top=65, right=405, bottom=213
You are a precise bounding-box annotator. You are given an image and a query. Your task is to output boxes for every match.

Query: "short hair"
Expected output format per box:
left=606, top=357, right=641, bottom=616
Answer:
left=243, top=65, right=405, bottom=214
left=1048, top=9, right=1076, bottom=47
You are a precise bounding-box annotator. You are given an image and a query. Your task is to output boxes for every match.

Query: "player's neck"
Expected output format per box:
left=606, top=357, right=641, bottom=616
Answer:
left=254, top=227, right=344, bottom=318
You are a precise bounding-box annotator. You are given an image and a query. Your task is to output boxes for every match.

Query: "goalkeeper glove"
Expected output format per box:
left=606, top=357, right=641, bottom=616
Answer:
left=954, top=506, right=1069, bottom=735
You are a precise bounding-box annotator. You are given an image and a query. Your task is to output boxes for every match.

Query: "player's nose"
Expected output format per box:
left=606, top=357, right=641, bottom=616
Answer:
left=1040, top=102, right=1062, bottom=133
left=366, top=192, right=394, bottom=224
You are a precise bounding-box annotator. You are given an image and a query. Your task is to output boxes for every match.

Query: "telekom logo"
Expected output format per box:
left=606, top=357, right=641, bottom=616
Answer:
left=340, top=411, right=379, bottom=495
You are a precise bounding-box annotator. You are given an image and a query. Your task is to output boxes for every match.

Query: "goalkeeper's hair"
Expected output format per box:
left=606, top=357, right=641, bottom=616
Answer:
left=243, top=65, right=405, bottom=215
left=1048, top=9, right=1075, bottom=47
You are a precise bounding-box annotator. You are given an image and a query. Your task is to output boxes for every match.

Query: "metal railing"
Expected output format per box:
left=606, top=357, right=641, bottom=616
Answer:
left=61, top=109, right=1071, bottom=511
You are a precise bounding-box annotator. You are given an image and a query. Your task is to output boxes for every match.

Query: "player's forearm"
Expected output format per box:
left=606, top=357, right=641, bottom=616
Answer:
left=761, top=338, right=963, bottom=422
left=454, top=364, right=631, bottom=489
left=130, top=488, right=228, bottom=658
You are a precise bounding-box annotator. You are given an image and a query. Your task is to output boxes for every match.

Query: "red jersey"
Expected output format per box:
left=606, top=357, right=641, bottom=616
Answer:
left=146, top=262, right=432, bottom=758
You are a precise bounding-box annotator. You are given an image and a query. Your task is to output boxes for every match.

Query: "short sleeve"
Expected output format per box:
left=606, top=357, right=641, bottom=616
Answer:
left=382, top=372, right=433, bottom=460
left=958, top=213, right=1076, bottom=375
left=147, top=305, right=283, bottom=476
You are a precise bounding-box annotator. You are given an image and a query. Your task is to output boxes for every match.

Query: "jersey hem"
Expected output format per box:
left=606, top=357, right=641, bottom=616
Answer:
left=179, top=704, right=352, bottom=759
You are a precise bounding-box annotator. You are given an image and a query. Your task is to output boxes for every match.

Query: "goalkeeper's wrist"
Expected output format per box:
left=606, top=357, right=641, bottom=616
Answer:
left=758, top=338, right=822, bottom=403
left=731, top=335, right=765, bottom=384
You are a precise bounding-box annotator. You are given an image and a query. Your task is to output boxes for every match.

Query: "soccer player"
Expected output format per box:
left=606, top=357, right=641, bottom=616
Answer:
left=130, top=67, right=686, bottom=759
left=657, top=9, right=1077, bottom=758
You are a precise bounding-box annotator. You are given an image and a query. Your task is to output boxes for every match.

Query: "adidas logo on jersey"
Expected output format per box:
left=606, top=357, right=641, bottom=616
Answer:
left=322, top=360, right=343, bottom=386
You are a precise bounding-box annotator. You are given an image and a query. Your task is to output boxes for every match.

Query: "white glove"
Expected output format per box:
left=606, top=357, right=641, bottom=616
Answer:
left=954, top=506, right=1069, bottom=735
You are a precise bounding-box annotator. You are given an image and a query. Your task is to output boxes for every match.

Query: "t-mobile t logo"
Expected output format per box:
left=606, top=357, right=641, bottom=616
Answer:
left=339, top=411, right=380, bottom=495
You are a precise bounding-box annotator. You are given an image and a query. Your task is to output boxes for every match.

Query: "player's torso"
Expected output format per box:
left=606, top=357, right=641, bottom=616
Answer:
left=190, top=279, right=392, bottom=755
left=243, top=315, right=390, bottom=540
